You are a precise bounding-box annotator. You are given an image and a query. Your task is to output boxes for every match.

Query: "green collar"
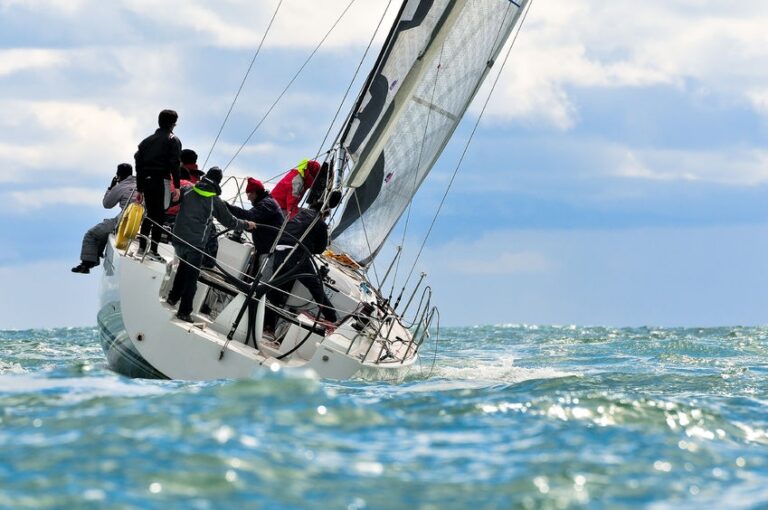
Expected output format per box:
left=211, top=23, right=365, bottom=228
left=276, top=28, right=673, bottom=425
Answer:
left=192, top=186, right=217, bottom=198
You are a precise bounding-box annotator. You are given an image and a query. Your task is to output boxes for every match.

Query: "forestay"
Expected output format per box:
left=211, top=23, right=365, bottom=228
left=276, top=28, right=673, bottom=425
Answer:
left=331, top=0, right=526, bottom=265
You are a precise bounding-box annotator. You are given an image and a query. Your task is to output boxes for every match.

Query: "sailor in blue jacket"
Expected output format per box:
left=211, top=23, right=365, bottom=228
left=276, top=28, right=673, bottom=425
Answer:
left=226, top=177, right=285, bottom=268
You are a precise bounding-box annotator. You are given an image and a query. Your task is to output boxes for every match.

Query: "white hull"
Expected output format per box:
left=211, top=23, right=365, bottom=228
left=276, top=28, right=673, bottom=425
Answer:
left=98, top=236, right=422, bottom=381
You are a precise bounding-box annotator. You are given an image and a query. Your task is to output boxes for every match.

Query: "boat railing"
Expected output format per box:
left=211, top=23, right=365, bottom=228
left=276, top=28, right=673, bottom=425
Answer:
left=122, top=214, right=378, bottom=337
left=118, top=197, right=424, bottom=365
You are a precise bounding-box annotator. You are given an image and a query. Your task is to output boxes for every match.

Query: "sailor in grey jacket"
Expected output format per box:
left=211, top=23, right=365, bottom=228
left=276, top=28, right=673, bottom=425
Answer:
left=71, top=164, right=137, bottom=274
left=166, top=167, right=255, bottom=321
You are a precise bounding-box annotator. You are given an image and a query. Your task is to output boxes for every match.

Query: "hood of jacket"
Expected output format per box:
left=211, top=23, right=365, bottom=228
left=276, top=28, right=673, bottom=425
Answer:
left=194, top=177, right=221, bottom=196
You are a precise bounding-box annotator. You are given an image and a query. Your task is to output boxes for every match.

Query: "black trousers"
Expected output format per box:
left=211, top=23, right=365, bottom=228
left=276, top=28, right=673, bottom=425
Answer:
left=264, top=250, right=337, bottom=330
left=139, top=176, right=166, bottom=254
left=168, top=245, right=204, bottom=316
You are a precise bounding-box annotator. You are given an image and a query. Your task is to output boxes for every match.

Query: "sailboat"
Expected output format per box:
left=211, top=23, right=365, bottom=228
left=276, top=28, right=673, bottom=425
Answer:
left=97, top=0, right=530, bottom=381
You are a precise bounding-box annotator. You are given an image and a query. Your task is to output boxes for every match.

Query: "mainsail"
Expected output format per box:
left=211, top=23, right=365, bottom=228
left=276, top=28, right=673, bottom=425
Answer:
left=331, top=0, right=526, bottom=265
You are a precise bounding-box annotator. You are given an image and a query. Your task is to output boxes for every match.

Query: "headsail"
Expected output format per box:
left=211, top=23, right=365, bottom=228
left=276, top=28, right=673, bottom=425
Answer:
left=331, top=0, right=526, bottom=265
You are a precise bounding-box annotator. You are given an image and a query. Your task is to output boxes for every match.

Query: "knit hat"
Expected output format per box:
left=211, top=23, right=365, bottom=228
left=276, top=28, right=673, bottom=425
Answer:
left=205, top=166, right=223, bottom=185
left=245, top=177, right=264, bottom=194
left=116, top=163, right=133, bottom=178
left=180, top=149, right=198, bottom=165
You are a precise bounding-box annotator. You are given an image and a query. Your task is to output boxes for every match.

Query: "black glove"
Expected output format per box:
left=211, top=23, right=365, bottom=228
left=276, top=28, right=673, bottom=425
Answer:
left=108, top=176, right=118, bottom=190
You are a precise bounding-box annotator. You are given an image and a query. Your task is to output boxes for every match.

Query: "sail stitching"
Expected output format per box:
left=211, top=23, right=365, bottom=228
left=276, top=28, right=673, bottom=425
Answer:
left=390, top=40, right=448, bottom=301
left=402, top=0, right=534, bottom=286
left=411, top=95, right=458, bottom=121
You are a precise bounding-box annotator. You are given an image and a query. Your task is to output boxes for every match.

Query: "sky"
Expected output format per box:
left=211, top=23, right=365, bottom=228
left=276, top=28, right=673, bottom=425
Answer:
left=2, top=0, right=768, bottom=329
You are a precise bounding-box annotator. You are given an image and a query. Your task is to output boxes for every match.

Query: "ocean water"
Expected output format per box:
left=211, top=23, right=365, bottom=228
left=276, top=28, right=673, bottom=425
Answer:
left=1, top=325, right=767, bottom=510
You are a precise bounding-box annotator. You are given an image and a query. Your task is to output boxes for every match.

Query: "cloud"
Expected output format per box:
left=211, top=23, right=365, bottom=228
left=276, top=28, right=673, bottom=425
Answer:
left=0, top=0, right=86, bottom=12
left=747, top=89, right=768, bottom=117
left=612, top=147, right=768, bottom=186
left=53, top=0, right=397, bottom=50
left=482, top=0, right=768, bottom=127
left=0, top=101, right=139, bottom=184
left=6, top=187, right=104, bottom=211
left=0, top=49, right=68, bottom=77
left=444, top=250, right=554, bottom=275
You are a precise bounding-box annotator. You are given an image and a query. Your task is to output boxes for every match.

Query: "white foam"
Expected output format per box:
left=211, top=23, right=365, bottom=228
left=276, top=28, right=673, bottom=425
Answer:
left=413, top=355, right=578, bottom=391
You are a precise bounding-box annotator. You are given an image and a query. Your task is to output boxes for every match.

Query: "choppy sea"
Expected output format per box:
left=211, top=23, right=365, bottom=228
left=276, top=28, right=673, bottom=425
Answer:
left=1, top=325, right=766, bottom=509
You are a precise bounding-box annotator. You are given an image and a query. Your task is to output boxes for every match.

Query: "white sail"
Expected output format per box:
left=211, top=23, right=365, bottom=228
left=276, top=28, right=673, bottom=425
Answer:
left=331, top=0, right=526, bottom=265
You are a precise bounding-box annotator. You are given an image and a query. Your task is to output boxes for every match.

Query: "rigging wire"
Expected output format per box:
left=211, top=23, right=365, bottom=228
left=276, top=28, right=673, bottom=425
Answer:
left=223, top=0, right=359, bottom=172
left=389, top=43, right=446, bottom=302
left=314, top=0, right=396, bottom=159
left=402, top=0, right=535, bottom=287
left=352, top=191, right=381, bottom=287
left=202, top=0, right=285, bottom=171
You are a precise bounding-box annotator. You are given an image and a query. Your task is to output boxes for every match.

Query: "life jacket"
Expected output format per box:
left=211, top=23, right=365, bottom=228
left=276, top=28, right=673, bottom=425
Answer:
left=271, top=159, right=321, bottom=218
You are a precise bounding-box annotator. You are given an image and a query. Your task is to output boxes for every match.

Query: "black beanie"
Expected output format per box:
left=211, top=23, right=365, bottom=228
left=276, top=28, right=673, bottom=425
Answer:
left=116, top=163, right=133, bottom=179
left=180, top=149, right=198, bottom=165
left=205, top=166, right=223, bottom=185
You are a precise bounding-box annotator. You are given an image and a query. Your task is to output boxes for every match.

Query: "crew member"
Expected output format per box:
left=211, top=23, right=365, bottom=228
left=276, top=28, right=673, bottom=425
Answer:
left=263, top=190, right=341, bottom=333
left=271, top=159, right=322, bottom=219
left=166, top=167, right=255, bottom=323
left=180, top=148, right=204, bottom=183
left=226, top=177, right=285, bottom=269
left=134, top=109, right=182, bottom=258
left=71, top=163, right=137, bottom=274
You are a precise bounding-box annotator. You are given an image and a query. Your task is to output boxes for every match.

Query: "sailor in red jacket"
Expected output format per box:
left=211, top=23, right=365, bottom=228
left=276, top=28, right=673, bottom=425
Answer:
left=271, top=159, right=321, bottom=219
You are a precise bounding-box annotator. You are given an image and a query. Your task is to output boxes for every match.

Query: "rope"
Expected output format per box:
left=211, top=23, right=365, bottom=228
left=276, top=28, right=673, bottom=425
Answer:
left=402, top=0, right=534, bottom=287
left=351, top=191, right=381, bottom=287
left=223, top=0, right=359, bottom=172
left=202, top=0, right=284, bottom=170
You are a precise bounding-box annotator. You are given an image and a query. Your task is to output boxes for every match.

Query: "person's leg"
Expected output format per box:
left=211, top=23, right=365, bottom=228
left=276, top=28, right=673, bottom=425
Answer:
left=167, top=258, right=189, bottom=305
left=297, top=265, right=337, bottom=323
left=74, top=218, right=118, bottom=272
left=263, top=251, right=291, bottom=331
left=147, top=185, right=165, bottom=255
left=178, top=249, right=204, bottom=317
left=140, top=178, right=164, bottom=254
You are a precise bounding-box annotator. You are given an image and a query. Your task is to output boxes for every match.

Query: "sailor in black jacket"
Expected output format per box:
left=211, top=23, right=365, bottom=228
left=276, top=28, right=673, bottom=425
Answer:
left=135, top=109, right=182, bottom=256
left=263, top=191, right=342, bottom=332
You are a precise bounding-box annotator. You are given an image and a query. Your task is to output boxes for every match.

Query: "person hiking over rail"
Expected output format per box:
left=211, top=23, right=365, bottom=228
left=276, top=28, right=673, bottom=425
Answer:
left=71, top=163, right=137, bottom=274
